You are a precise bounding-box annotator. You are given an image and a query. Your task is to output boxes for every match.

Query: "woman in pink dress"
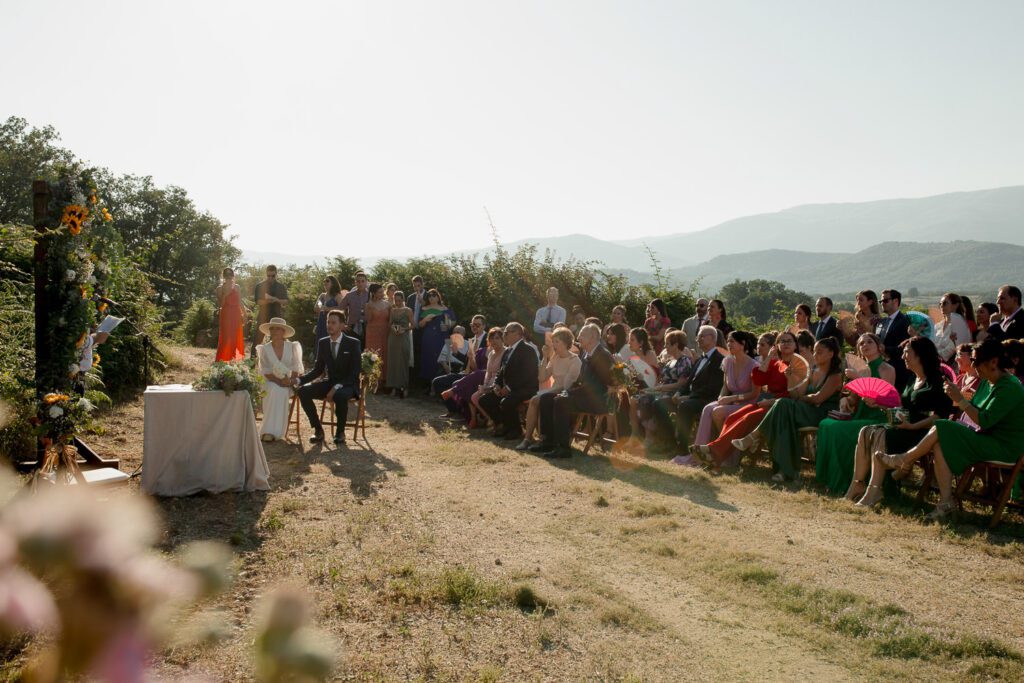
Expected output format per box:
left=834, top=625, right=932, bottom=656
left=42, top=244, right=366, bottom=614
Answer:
left=363, top=283, right=392, bottom=387
left=693, top=331, right=758, bottom=446
left=643, top=299, right=672, bottom=355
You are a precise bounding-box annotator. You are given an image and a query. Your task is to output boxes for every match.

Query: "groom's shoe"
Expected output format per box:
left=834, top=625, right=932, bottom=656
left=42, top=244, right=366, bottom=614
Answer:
left=309, top=429, right=325, bottom=444
left=333, top=433, right=346, bottom=445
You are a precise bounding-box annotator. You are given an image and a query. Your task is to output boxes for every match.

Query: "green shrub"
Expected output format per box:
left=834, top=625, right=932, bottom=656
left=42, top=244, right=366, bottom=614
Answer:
left=177, top=298, right=216, bottom=347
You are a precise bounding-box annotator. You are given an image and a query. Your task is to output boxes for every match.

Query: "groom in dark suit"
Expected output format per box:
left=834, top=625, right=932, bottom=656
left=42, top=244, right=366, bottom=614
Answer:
left=478, top=322, right=539, bottom=440
left=674, top=325, right=725, bottom=449
left=531, top=324, right=615, bottom=458
left=296, top=310, right=362, bottom=444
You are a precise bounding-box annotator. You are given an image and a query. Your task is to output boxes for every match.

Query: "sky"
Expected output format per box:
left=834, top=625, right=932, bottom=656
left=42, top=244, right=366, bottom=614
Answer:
left=4, top=1, right=1023, bottom=259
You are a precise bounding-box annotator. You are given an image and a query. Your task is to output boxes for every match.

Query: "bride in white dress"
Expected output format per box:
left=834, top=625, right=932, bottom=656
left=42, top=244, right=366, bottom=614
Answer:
left=256, top=317, right=304, bottom=441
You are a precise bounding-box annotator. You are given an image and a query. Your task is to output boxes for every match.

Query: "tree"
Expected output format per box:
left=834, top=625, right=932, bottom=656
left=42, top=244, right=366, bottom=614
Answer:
left=0, top=117, right=75, bottom=225
left=719, top=279, right=815, bottom=325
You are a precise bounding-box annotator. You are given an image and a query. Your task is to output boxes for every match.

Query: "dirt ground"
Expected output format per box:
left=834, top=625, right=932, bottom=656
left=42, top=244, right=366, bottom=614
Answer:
left=63, top=346, right=1024, bottom=681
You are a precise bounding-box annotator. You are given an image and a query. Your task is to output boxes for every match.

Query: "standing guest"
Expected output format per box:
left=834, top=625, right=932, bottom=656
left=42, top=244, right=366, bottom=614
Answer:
left=845, top=337, right=952, bottom=502
left=933, top=292, right=971, bottom=362
left=857, top=338, right=1024, bottom=521
left=876, top=289, right=912, bottom=390
left=295, top=310, right=361, bottom=445
left=468, top=315, right=488, bottom=352
left=708, top=299, right=732, bottom=344
left=385, top=282, right=398, bottom=305
left=673, top=325, right=725, bottom=450
left=644, top=299, right=673, bottom=355
left=793, top=304, right=813, bottom=334
left=733, top=338, right=842, bottom=482
left=314, top=276, right=345, bottom=342
left=409, top=276, right=427, bottom=380
left=813, top=297, right=843, bottom=344
left=961, top=295, right=977, bottom=338
left=256, top=318, right=303, bottom=442
left=533, top=287, right=567, bottom=336
left=363, top=283, right=392, bottom=388
left=693, top=331, right=758, bottom=449
left=417, top=289, right=455, bottom=383
left=569, top=306, right=587, bottom=336
left=682, top=298, right=710, bottom=353
left=814, top=333, right=895, bottom=494
left=478, top=323, right=539, bottom=441
left=975, top=302, right=998, bottom=342
left=252, top=265, right=289, bottom=357
left=1004, top=339, right=1024, bottom=380
left=385, top=292, right=413, bottom=397
left=340, top=272, right=371, bottom=346
left=215, top=267, right=246, bottom=362
left=531, top=324, right=614, bottom=458
left=516, top=327, right=582, bottom=450
left=843, top=290, right=880, bottom=346
left=467, top=328, right=507, bottom=429
left=608, top=305, right=629, bottom=332
left=986, top=285, right=1024, bottom=342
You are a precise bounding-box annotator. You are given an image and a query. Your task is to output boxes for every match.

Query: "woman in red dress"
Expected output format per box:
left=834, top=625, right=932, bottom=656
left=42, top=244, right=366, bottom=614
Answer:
left=643, top=298, right=672, bottom=355
left=364, top=283, right=392, bottom=387
left=215, top=267, right=246, bottom=361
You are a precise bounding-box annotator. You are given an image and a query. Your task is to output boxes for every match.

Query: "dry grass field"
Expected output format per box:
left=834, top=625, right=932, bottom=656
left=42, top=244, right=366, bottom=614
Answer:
left=13, top=345, right=1024, bottom=682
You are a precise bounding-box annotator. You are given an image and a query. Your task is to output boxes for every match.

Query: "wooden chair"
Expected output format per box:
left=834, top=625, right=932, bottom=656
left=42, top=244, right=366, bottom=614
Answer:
left=954, top=453, right=1024, bottom=528
left=284, top=394, right=302, bottom=442
left=572, top=411, right=621, bottom=455
left=317, top=377, right=370, bottom=442
left=798, top=426, right=818, bottom=464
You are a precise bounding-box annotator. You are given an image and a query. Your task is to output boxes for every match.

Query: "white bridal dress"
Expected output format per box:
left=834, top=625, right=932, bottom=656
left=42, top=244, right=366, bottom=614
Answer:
left=257, top=341, right=304, bottom=439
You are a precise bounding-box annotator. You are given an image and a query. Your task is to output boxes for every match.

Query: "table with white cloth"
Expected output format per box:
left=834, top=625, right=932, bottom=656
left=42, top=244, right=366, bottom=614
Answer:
left=142, top=384, right=270, bottom=496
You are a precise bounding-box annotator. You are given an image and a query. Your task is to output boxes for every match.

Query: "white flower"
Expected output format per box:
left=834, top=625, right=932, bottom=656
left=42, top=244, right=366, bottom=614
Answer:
left=48, top=406, right=63, bottom=419
left=65, top=269, right=77, bottom=282
left=271, top=362, right=289, bottom=379
left=87, top=275, right=97, bottom=285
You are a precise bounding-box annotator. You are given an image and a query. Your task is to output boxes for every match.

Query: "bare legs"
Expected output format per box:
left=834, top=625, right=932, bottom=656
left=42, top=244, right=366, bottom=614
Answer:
left=855, top=426, right=941, bottom=508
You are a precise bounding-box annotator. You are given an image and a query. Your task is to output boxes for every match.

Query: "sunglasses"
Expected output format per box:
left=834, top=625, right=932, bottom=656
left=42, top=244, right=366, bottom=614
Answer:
left=880, top=298, right=892, bottom=303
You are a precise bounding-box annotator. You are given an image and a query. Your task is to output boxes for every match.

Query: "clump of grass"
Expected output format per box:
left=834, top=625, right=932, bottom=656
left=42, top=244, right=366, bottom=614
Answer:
left=476, top=664, right=503, bottom=682
left=509, top=583, right=549, bottom=613
left=598, top=605, right=658, bottom=632
left=438, top=567, right=500, bottom=608
left=651, top=544, right=676, bottom=558
left=594, top=495, right=609, bottom=507
left=281, top=497, right=307, bottom=513
left=262, top=511, right=284, bottom=532
left=626, top=503, right=672, bottom=518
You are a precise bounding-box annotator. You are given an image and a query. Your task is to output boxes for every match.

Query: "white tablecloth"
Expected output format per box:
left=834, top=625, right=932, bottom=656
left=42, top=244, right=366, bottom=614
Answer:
left=142, top=385, right=270, bottom=496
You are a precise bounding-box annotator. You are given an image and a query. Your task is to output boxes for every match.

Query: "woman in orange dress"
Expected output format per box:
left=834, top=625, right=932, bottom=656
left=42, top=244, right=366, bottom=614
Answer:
left=215, top=267, right=246, bottom=361
left=364, top=283, right=392, bottom=386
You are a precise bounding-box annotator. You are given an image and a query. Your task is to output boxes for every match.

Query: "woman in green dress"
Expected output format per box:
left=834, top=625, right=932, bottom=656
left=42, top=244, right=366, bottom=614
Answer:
left=733, top=337, right=843, bottom=482
left=858, top=338, right=1024, bottom=521
left=815, top=333, right=895, bottom=494
left=847, top=337, right=952, bottom=502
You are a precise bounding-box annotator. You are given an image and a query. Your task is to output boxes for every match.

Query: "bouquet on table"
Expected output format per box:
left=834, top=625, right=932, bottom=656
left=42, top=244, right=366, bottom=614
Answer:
left=193, top=360, right=264, bottom=410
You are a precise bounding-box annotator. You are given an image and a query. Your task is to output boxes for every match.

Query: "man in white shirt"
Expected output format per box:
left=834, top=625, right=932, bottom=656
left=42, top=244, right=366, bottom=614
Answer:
left=533, top=287, right=567, bottom=336
left=681, top=299, right=709, bottom=352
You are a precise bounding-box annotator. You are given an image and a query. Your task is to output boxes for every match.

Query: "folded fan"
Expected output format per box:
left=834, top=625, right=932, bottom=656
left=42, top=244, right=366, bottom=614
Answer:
left=845, top=377, right=901, bottom=408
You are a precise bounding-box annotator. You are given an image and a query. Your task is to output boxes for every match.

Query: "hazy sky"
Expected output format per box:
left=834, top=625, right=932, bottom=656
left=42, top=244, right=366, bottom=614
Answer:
left=5, top=1, right=1023, bottom=258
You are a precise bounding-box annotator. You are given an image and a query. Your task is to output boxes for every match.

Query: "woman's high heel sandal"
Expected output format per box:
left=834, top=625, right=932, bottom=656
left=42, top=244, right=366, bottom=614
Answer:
left=731, top=432, right=762, bottom=454
left=844, top=479, right=867, bottom=502
left=925, top=499, right=957, bottom=523
left=854, top=484, right=883, bottom=508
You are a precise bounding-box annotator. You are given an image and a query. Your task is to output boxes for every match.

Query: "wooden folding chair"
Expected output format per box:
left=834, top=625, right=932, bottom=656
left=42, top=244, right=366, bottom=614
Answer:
left=284, top=393, right=302, bottom=442
left=344, top=377, right=370, bottom=442
left=798, top=426, right=818, bottom=465
left=572, top=412, right=621, bottom=455
left=954, top=453, right=1024, bottom=528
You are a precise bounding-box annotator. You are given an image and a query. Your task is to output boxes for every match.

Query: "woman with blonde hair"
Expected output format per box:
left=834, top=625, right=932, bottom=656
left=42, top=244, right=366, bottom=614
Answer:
left=516, top=327, right=582, bottom=450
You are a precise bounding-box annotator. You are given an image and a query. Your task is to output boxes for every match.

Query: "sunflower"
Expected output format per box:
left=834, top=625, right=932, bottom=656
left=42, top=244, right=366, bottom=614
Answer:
left=92, top=353, right=101, bottom=367
left=61, top=204, right=89, bottom=235
left=43, top=393, right=70, bottom=405
left=101, top=208, right=113, bottom=222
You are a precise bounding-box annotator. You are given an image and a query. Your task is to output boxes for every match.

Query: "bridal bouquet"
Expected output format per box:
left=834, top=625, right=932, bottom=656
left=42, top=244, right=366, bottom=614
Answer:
left=194, top=360, right=264, bottom=409
left=361, top=350, right=382, bottom=390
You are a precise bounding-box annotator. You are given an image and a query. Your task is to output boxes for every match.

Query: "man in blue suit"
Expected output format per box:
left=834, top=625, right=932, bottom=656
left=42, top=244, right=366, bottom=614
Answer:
left=296, top=310, right=362, bottom=444
left=876, top=289, right=911, bottom=390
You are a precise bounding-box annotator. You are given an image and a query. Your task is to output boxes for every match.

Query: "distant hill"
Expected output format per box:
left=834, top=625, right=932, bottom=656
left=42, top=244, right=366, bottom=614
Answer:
left=657, top=241, right=1023, bottom=295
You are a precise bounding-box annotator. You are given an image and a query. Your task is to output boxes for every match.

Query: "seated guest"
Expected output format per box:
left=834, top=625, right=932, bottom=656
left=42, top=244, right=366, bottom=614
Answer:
left=708, top=299, right=732, bottom=342
left=845, top=337, right=953, bottom=501
left=692, top=331, right=758, bottom=450
left=256, top=317, right=303, bottom=442
left=1004, top=338, right=1024, bottom=379
left=961, top=295, right=977, bottom=338
left=857, top=338, right=1024, bottom=521
left=467, top=328, right=507, bottom=428
left=692, top=332, right=804, bottom=469
left=433, top=325, right=470, bottom=414
left=986, top=285, right=1024, bottom=342
left=623, top=327, right=659, bottom=386
left=733, top=338, right=843, bottom=482
left=533, top=286, right=567, bottom=337
left=815, top=333, right=895, bottom=495
left=530, top=324, right=615, bottom=458
left=672, top=325, right=725, bottom=450
left=296, top=310, right=362, bottom=445
left=813, top=297, right=843, bottom=344
left=796, top=330, right=816, bottom=367
left=478, top=322, right=539, bottom=441
left=658, top=327, right=679, bottom=364
left=876, top=289, right=911, bottom=390
left=974, top=302, right=998, bottom=342
left=933, top=292, right=971, bottom=362
left=605, top=323, right=629, bottom=357
left=633, top=330, right=692, bottom=450
left=793, top=304, right=812, bottom=334
left=644, top=299, right=672, bottom=355
left=954, top=343, right=985, bottom=430
left=516, top=327, right=582, bottom=450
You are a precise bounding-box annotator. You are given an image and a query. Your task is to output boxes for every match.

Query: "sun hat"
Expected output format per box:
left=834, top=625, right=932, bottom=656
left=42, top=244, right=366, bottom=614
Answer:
left=259, top=317, right=296, bottom=338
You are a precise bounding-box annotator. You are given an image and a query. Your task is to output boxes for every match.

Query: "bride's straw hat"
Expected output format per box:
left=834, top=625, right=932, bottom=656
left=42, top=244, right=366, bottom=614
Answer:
left=259, top=317, right=296, bottom=338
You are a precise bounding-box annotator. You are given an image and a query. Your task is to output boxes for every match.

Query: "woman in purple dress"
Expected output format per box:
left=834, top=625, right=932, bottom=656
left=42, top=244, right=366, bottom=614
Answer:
left=448, top=327, right=503, bottom=419
left=693, top=331, right=758, bottom=446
